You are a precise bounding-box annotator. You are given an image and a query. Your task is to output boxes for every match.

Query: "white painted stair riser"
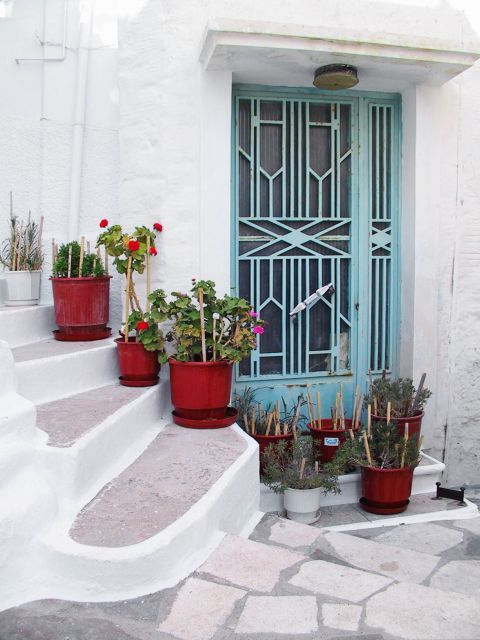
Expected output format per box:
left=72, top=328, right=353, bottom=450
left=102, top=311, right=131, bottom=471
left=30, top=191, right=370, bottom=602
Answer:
left=3, top=271, right=41, bottom=306
left=0, top=305, right=55, bottom=348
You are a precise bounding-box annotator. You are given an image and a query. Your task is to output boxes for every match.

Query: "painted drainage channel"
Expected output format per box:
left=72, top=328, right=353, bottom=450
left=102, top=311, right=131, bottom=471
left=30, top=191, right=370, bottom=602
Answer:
left=260, top=451, right=479, bottom=530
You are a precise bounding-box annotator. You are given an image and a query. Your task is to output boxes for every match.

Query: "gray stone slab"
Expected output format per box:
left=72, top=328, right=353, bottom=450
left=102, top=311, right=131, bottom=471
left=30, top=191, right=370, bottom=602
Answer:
left=374, top=523, right=463, bottom=555
left=37, top=384, right=145, bottom=447
left=12, top=338, right=113, bottom=362
left=235, top=595, right=318, bottom=635
left=429, top=559, right=480, bottom=596
left=323, top=531, right=440, bottom=583
left=158, top=577, right=245, bottom=640
left=454, top=516, right=480, bottom=535
left=199, top=535, right=304, bottom=592
left=289, top=559, right=392, bottom=603
left=269, top=518, right=321, bottom=548
left=70, top=426, right=246, bottom=546
left=366, top=582, right=480, bottom=639
left=317, top=503, right=370, bottom=528
left=322, top=603, right=362, bottom=632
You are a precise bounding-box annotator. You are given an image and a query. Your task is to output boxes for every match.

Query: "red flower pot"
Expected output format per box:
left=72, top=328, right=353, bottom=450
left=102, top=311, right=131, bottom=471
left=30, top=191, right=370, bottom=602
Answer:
left=115, top=338, right=160, bottom=387
left=251, top=432, right=295, bottom=473
left=51, top=276, right=112, bottom=341
left=371, top=411, right=424, bottom=441
left=307, top=418, right=358, bottom=463
left=169, top=358, right=233, bottom=421
left=360, top=465, right=414, bottom=514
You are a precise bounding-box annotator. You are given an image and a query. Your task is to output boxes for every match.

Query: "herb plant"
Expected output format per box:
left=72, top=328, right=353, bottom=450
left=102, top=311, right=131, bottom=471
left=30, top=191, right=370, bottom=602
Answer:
left=365, top=373, right=431, bottom=417
left=52, top=241, right=105, bottom=277
left=1, top=215, right=43, bottom=271
left=262, top=437, right=339, bottom=494
left=233, top=387, right=306, bottom=436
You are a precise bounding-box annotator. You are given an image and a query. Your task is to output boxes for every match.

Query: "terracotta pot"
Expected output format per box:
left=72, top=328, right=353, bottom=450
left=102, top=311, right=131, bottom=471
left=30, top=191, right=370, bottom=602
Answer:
left=360, top=465, right=414, bottom=514
left=307, top=418, right=358, bottom=463
left=51, top=276, right=111, bottom=341
left=284, top=487, right=322, bottom=524
left=371, top=411, right=424, bottom=440
left=115, top=338, right=160, bottom=387
left=168, top=358, right=233, bottom=420
left=251, top=432, right=295, bottom=473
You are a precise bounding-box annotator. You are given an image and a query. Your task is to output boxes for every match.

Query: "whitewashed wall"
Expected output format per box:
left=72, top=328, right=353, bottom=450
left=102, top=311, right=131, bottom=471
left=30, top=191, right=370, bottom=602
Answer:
left=1, top=0, right=480, bottom=486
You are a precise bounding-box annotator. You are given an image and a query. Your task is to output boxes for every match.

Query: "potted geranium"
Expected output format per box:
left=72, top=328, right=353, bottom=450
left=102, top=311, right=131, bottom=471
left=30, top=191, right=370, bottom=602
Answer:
left=263, top=437, right=339, bottom=524
left=365, top=373, right=431, bottom=440
left=149, top=279, right=264, bottom=428
left=330, top=420, right=423, bottom=515
left=97, top=220, right=165, bottom=386
left=1, top=211, right=44, bottom=306
left=51, top=237, right=110, bottom=340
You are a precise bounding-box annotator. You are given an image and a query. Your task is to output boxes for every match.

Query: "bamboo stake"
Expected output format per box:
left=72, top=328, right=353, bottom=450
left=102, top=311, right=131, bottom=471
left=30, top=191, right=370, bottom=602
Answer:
left=37, top=215, right=44, bottom=266
left=367, top=403, right=371, bottom=437
left=306, top=389, right=315, bottom=427
left=11, top=229, right=18, bottom=271
left=299, top=458, right=306, bottom=480
left=316, top=390, right=322, bottom=429
left=124, top=256, right=132, bottom=342
left=400, top=423, right=409, bottom=468
left=243, top=413, right=249, bottom=434
left=23, top=212, right=31, bottom=271
left=283, top=422, right=288, bottom=435
left=146, top=236, right=151, bottom=312
left=51, top=239, right=55, bottom=269
left=355, top=394, right=364, bottom=429
left=411, top=373, right=427, bottom=414
left=104, top=245, right=109, bottom=275
left=67, top=245, right=72, bottom=278
left=352, top=385, right=360, bottom=426
left=373, top=396, right=378, bottom=416
left=212, top=316, right=217, bottom=362
left=78, top=236, right=85, bottom=277
left=265, top=412, right=273, bottom=436
left=418, top=435, right=424, bottom=451
left=198, top=287, right=207, bottom=362
left=251, top=407, right=256, bottom=435
left=362, top=431, right=373, bottom=466
left=87, top=240, right=91, bottom=254
left=334, top=393, right=339, bottom=428
left=348, top=428, right=354, bottom=440
left=386, top=401, right=391, bottom=424
left=339, top=385, right=345, bottom=429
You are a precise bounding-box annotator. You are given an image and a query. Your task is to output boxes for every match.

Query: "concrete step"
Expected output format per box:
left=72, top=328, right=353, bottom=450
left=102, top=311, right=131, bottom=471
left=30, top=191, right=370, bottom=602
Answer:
left=12, top=338, right=118, bottom=404
left=3, top=424, right=259, bottom=608
left=0, top=304, right=55, bottom=348
left=37, top=382, right=171, bottom=506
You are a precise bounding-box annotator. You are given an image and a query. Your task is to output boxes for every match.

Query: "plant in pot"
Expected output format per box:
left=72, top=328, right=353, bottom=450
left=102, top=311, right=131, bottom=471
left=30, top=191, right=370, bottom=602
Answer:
left=329, top=420, right=423, bottom=515
left=234, top=388, right=303, bottom=471
left=0, top=208, right=44, bottom=306
left=306, top=384, right=363, bottom=463
left=97, top=221, right=164, bottom=387
left=51, top=237, right=109, bottom=340
left=365, top=372, right=431, bottom=440
left=263, top=436, right=339, bottom=524
left=149, top=279, right=265, bottom=428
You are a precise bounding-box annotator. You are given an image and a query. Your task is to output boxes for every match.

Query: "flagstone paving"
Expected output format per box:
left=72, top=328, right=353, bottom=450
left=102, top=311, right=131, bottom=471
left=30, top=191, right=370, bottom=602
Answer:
left=2, top=511, right=480, bottom=639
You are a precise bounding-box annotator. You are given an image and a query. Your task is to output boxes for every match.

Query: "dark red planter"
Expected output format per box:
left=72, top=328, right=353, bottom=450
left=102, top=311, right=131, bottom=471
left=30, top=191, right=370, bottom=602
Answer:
left=115, top=338, right=160, bottom=387
left=307, top=418, right=357, bottom=463
left=360, top=465, right=414, bottom=514
left=372, top=411, right=424, bottom=441
left=169, top=358, right=233, bottom=421
left=51, top=276, right=112, bottom=341
left=251, top=432, right=295, bottom=473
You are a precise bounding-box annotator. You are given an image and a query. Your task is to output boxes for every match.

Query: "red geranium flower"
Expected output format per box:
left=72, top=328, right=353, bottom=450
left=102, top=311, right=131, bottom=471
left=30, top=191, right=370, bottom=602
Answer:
left=128, top=240, right=140, bottom=252
left=137, top=321, right=149, bottom=331
left=99, top=219, right=108, bottom=228
left=153, top=222, right=163, bottom=232
left=149, top=246, right=157, bottom=256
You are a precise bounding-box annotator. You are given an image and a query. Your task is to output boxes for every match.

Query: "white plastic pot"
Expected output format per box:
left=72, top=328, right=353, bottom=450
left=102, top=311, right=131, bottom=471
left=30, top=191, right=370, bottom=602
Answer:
left=3, top=271, right=41, bottom=306
left=284, top=487, right=322, bottom=524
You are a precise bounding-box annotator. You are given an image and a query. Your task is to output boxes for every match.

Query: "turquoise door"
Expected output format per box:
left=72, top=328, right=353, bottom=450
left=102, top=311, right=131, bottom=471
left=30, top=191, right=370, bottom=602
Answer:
left=232, top=85, right=401, bottom=418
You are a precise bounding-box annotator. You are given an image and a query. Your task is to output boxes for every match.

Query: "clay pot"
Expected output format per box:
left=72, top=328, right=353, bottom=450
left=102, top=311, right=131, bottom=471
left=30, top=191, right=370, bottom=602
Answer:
left=360, top=465, right=414, bottom=515
left=168, top=358, right=233, bottom=422
left=307, top=418, right=358, bottom=463
left=115, top=338, right=160, bottom=387
left=371, top=412, right=424, bottom=441
left=251, top=432, right=295, bottom=473
left=51, top=276, right=111, bottom=340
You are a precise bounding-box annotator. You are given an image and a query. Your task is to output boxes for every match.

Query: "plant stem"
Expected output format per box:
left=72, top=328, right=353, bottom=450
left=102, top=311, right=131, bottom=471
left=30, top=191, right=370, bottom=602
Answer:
left=124, top=256, right=132, bottom=342
left=198, top=287, right=207, bottom=362
left=79, top=236, right=85, bottom=278
left=146, top=236, right=151, bottom=312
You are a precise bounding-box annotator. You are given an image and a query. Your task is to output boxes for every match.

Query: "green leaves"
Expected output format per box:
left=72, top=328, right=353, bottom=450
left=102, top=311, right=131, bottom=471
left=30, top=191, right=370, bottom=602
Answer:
left=96, top=223, right=159, bottom=277
left=52, top=241, right=105, bottom=278
left=365, top=376, right=432, bottom=417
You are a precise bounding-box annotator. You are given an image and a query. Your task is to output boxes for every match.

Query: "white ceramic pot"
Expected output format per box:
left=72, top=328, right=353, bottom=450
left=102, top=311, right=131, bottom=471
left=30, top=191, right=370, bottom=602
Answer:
left=284, top=487, right=322, bottom=524
left=3, top=270, right=41, bottom=306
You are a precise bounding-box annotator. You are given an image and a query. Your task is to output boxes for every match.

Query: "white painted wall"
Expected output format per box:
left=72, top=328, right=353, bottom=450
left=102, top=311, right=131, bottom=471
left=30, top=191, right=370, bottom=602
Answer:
left=2, top=0, right=480, bottom=484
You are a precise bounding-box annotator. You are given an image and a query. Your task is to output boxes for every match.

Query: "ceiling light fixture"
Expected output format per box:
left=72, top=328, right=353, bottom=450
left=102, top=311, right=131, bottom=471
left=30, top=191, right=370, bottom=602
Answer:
left=313, top=64, right=359, bottom=90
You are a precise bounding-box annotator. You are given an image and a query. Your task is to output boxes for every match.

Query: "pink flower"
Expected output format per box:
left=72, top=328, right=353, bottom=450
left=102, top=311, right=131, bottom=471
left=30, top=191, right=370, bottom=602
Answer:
left=249, top=310, right=259, bottom=318
left=252, top=325, right=264, bottom=334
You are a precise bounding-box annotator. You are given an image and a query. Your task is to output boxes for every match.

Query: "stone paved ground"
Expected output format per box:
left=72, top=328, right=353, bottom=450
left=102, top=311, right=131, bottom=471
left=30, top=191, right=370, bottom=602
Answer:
left=2, top=507, right=480, bottom=640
